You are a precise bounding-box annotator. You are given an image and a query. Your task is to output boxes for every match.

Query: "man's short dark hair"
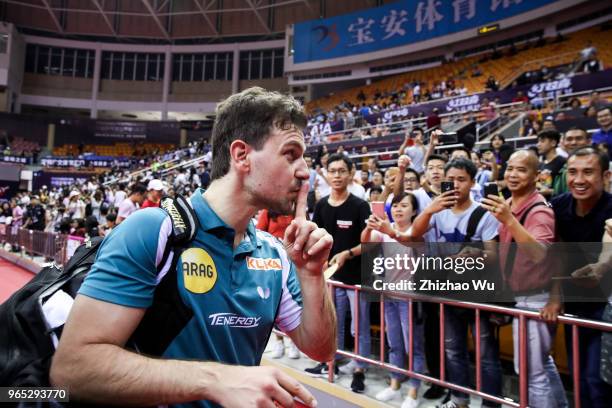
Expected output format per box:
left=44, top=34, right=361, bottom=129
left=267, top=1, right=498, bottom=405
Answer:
left=452, top=147, right=471, bottom=158
left=537, top=130, right=561, bottom=145
left=210, top=87, right=307, bottom=181
left=405, top=168, right=420, bottom=180
left=426, top=154, right=448, bottom=166
left=568, top=147, right=610, bottom=175
left=130, top=183, right=147, bottom=195
left=327, top=153, right=353, bottom=171
left=565, top=126, right=589, bottom=137
left=412, top=127, right=424, bottom=135
left=597, top=106, right=611, bottom=115
left=445, top=158, right=477, bottom=180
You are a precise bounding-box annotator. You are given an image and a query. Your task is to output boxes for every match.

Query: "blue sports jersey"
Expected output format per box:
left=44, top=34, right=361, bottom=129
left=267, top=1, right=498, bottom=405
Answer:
left=79, top=189, right=303, bottom=407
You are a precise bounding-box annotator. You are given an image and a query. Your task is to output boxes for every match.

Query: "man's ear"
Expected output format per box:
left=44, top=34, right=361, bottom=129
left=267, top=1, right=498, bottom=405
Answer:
left=229, top=140, right=251, bottom=173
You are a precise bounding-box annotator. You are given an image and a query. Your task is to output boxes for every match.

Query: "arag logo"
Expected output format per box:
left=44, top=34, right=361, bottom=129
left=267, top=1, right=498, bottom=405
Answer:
left=181, top=248, right=217, bottom=294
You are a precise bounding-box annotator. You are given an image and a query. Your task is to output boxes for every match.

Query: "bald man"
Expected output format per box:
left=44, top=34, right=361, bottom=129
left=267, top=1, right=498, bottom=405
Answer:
left=481, top=150, right=568, bottom=407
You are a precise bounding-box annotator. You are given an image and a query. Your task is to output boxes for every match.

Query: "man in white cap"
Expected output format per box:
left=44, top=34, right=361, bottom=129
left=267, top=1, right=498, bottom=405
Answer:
left=141, top=179, right=165, bottom=209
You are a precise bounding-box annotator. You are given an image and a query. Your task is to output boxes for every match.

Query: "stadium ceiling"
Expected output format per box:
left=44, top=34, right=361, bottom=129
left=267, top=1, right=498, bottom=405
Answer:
left=0, top=0, right=326, bottom=43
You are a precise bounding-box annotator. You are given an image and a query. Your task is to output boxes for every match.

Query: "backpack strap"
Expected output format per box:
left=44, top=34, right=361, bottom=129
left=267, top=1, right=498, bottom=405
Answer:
left=160, top=194, right=199, bottom=246
left=464, top=205, right=487, bottom=243
left=504, top=201, right=550, bottom=278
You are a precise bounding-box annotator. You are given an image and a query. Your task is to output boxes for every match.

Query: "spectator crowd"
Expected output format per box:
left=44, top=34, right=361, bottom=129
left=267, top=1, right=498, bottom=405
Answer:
left=1, top=100, right=612, bottom=408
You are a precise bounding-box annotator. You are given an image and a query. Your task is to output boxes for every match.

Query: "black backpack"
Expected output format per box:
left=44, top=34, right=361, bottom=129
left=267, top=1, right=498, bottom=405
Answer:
left=0, top=195, right=198, bottom=387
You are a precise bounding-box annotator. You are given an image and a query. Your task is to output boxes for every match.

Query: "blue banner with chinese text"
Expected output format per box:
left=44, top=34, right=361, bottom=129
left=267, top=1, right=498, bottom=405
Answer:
left=294, top=0, right=560, bottom=63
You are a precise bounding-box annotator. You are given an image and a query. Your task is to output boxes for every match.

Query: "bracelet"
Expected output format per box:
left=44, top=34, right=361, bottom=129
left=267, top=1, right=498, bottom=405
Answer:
left=347, top=248, right=354, bottom=258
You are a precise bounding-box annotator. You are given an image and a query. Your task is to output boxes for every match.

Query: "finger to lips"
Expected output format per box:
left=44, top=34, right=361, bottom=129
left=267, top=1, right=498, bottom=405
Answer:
left=293, top=183, right=309, bottom=221
left=283, top=221, right=298, bottom=246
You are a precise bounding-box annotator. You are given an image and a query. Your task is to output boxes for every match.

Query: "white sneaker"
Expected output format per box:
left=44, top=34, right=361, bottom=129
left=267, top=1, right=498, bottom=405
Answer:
left=287, top=340, right=300, bottom=359
left=270, top=340, right=284, bottom=359
left=375, top=387, right=401, bottom=402
left=401, top=395, right=420, bottom=408
left=339, top=359, right=358, bottom=375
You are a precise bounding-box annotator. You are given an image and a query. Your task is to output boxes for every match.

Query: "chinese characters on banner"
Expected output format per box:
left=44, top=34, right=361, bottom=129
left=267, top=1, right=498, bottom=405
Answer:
left=294, top=0, right=558, bottom=63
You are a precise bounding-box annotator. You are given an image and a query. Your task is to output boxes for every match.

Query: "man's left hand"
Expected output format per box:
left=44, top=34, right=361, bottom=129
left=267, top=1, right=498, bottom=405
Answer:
left=571, top=262, right=609, bottom=288
left=540, top=299, right=563, bottom=322
left=481, top=195, right=512, bottom=225
left=284, top=183, right=333, bottom=277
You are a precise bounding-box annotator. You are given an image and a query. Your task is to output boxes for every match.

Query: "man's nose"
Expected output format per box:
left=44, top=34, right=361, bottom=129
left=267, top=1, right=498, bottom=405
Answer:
left=295, top=158, right=309, bottom=180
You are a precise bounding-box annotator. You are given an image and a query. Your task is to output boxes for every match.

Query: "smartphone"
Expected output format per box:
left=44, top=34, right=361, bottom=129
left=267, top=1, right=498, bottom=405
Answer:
left=441, top=181, right=454, bottom=194
left=483, top=183, right=499, bottom=198
left=371, top=201, right=386, bottom=218
left=438, top=132, right=458, bottom=144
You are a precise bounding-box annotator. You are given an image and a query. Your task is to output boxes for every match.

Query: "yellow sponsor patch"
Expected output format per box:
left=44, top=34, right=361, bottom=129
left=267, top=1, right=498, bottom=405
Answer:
left=181, top=248, right=217, bottom=294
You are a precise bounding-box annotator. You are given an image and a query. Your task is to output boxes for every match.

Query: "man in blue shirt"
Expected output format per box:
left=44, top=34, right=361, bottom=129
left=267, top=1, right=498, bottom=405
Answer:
left=50, top=87, right=337, bottom=408
left=592, top=107, right=612, bottom=154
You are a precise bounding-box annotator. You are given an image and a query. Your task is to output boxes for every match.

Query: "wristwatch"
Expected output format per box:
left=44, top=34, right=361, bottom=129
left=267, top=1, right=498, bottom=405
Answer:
left=347, top=248, right=355, bottom=258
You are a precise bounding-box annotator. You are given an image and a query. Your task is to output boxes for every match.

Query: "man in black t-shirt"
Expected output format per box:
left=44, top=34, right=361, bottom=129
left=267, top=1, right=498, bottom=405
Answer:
left=305, top=154, right=371, bottom=394
left=537, top=130, right=566, bottom=198
left=551, top=147, right=612, bottom=407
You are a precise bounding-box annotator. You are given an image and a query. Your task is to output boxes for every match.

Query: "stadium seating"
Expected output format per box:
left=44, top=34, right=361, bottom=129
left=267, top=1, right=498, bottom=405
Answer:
left=52, top=143, right=175, bottom=158
left=306, top=26, right=612, bottom=115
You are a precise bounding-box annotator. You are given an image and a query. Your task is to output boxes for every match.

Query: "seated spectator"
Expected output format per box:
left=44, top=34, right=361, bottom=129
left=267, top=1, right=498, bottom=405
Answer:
left=485, top=76, right=499, bottom=92
left=512, top=91, right=529, bottom=105
left=584, top=54, right=603, bottom=74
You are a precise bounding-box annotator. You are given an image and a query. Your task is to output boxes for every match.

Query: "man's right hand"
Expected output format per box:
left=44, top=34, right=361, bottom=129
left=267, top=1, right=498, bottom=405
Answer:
left=215, top=365, right=316, bottom=408
left=427, top=190, right=456, bottom=214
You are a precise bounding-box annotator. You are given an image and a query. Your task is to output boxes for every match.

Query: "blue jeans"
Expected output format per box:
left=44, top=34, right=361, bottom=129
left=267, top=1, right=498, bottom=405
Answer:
left=514, top=293, right=568, bottom=408
left=564, top=303, right=612, bottom=408
left=445, top=306, right=502, bottom=407
left=334, top=287, right=371, bottom=369
left=384, top=300, right=426, bottom=388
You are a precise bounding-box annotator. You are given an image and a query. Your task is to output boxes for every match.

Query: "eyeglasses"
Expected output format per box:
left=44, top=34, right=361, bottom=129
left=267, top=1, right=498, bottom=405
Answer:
left=328, top=169, right=349, bottom=176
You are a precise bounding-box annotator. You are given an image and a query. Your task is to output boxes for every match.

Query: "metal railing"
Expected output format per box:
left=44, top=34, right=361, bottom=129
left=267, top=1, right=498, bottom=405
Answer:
left=309, top=101, right=525, bottom=148
left=275, top=281, right=612, bottom=408
left=0, top=227, right=68, bottom=265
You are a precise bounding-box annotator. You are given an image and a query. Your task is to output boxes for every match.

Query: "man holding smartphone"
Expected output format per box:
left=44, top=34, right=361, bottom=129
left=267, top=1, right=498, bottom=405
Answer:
left=395, top=158, right=502, bottom=408
left=481, top=150, right=568, bottom=408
